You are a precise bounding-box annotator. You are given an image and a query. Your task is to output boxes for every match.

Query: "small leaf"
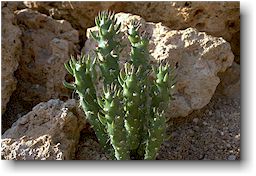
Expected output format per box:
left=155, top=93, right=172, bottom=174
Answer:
left=115, top=22, right=121, bottom=33
left=97, top=98, right=105, bottom=109
left=69, top=59, right=75, bottom=70
left=163, top=72, right=168, bottom=83
left=108, top=23, right=114, bottom=33
left=90, top=31, right=99, bottom=41
left=119, top=71, right=125, bottom=83
left=110, top=11, right=115, bottom=21
left=71, top=55, right=76, bottom=64
left=118, top=75, right=124, bottom=86
left=64, top=62, right=73, bottom=75
left=63, top=81, right=75, bottom=90
left=98, top=112, right=107, bottom=125
left=75, top=63, right=81, bottom=71
left=99, top=11, right=102, bottom=20
left=95, top=17, right=100, bottom=27
left=99, top=28, right=104, bottom=37
left=114, top=17, right=118, bottom=25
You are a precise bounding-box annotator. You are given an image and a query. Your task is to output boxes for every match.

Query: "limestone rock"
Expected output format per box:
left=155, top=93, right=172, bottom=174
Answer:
left=124, top=2, right=239, bottom=44
left=123, top=1, right=240, bottom=63
left=1, top=99, right=86, bottom=160
left=23, top=1, right=123, bottom=44
left=23, top=1, right=118, bottom=29
left=1, top=2, right=22, bottom=113
left=23, top=1, right=239, bottom=63
left=14, top=9, right=79, bottom=106
left=1, top=135, right=63, bottom=160
left=83, top=13, right=234, bottom=118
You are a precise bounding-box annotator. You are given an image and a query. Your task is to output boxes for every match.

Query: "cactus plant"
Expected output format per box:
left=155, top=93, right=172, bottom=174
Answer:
left=64, top=10, right=175, bottom=160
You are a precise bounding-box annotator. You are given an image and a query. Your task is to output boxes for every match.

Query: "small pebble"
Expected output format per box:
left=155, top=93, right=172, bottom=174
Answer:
left=191, top=146, right=197, bottom=151
left=193, top=118, right=199, bottom=123
left=208, top=111, right=213, bottom=116
left=210, top=127, right=217, bottom=134
left=209, top=144, right=214, bottom=148
left=226, top=143, right=231, bottom=148
left=188, top=129, right=194, bottom=136
left=216, top=110, right=221, bottom=117
left=171, top=132, right=178, bottom=138
left=227, top=155, right=236, bottom=160
left=203, top=121, right=208, bottom=126
left=235, top=134, right=240, bottom=139
left=163, top=141, right=170, bottom=147
left=223, top=127, right=229, bottom=130
left=194, top=126, right=200, bottom=132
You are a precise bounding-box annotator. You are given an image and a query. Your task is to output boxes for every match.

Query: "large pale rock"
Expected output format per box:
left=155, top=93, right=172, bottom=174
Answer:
left=83, top=13, right=234, bottom=118
left=125, top=2, right=240, bottom=63
left=1, top=2, right=22, bottom=113
left=1, top=99, right=85, bottom=160
left=23, top=1, right=239, bottom=63
left=14, top=9, right=79, bottom=106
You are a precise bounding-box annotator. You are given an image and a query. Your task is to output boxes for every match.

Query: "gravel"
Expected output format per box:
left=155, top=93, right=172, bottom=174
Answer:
left=157, top=90, right=240, bottom=160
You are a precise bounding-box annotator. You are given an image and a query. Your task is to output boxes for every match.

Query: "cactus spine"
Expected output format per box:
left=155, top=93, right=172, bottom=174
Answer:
left=64, top=11, right=175, bottom=160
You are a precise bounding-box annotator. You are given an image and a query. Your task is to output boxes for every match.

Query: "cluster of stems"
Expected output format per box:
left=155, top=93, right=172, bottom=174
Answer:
left=64, top=11, right=175, bottom=160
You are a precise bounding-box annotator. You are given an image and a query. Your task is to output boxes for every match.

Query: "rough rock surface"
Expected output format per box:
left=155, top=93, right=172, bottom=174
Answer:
left=14, top=9, right=79, bottom=106
left=23, top=1, right=118, bottom=30
left=83, top=13, right=234, bottom=118
left=23, top=1, right=240, bottom=63
left=1, top=99, right=86, bottom=160
left=23, top=1, right=123, bottom=45
left=1, top=2, right=22, bottom=113
left=1, top=135, right=64, bottom=160
left=124, top=2, right=240, bottom=63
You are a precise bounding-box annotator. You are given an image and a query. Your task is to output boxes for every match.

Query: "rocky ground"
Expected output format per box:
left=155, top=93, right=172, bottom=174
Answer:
left=159, top=92, right=240, bottom=160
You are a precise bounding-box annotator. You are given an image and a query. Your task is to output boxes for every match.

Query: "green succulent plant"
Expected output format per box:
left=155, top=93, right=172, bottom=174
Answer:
left=64, top=10, right=175, bottom=160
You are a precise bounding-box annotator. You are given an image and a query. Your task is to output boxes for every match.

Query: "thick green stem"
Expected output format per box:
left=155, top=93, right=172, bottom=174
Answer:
left=91, top=10, right=122, bottom=86
left=100, top=85, right=130, bottom=160
left=144, top=108, right=166, bottom=160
